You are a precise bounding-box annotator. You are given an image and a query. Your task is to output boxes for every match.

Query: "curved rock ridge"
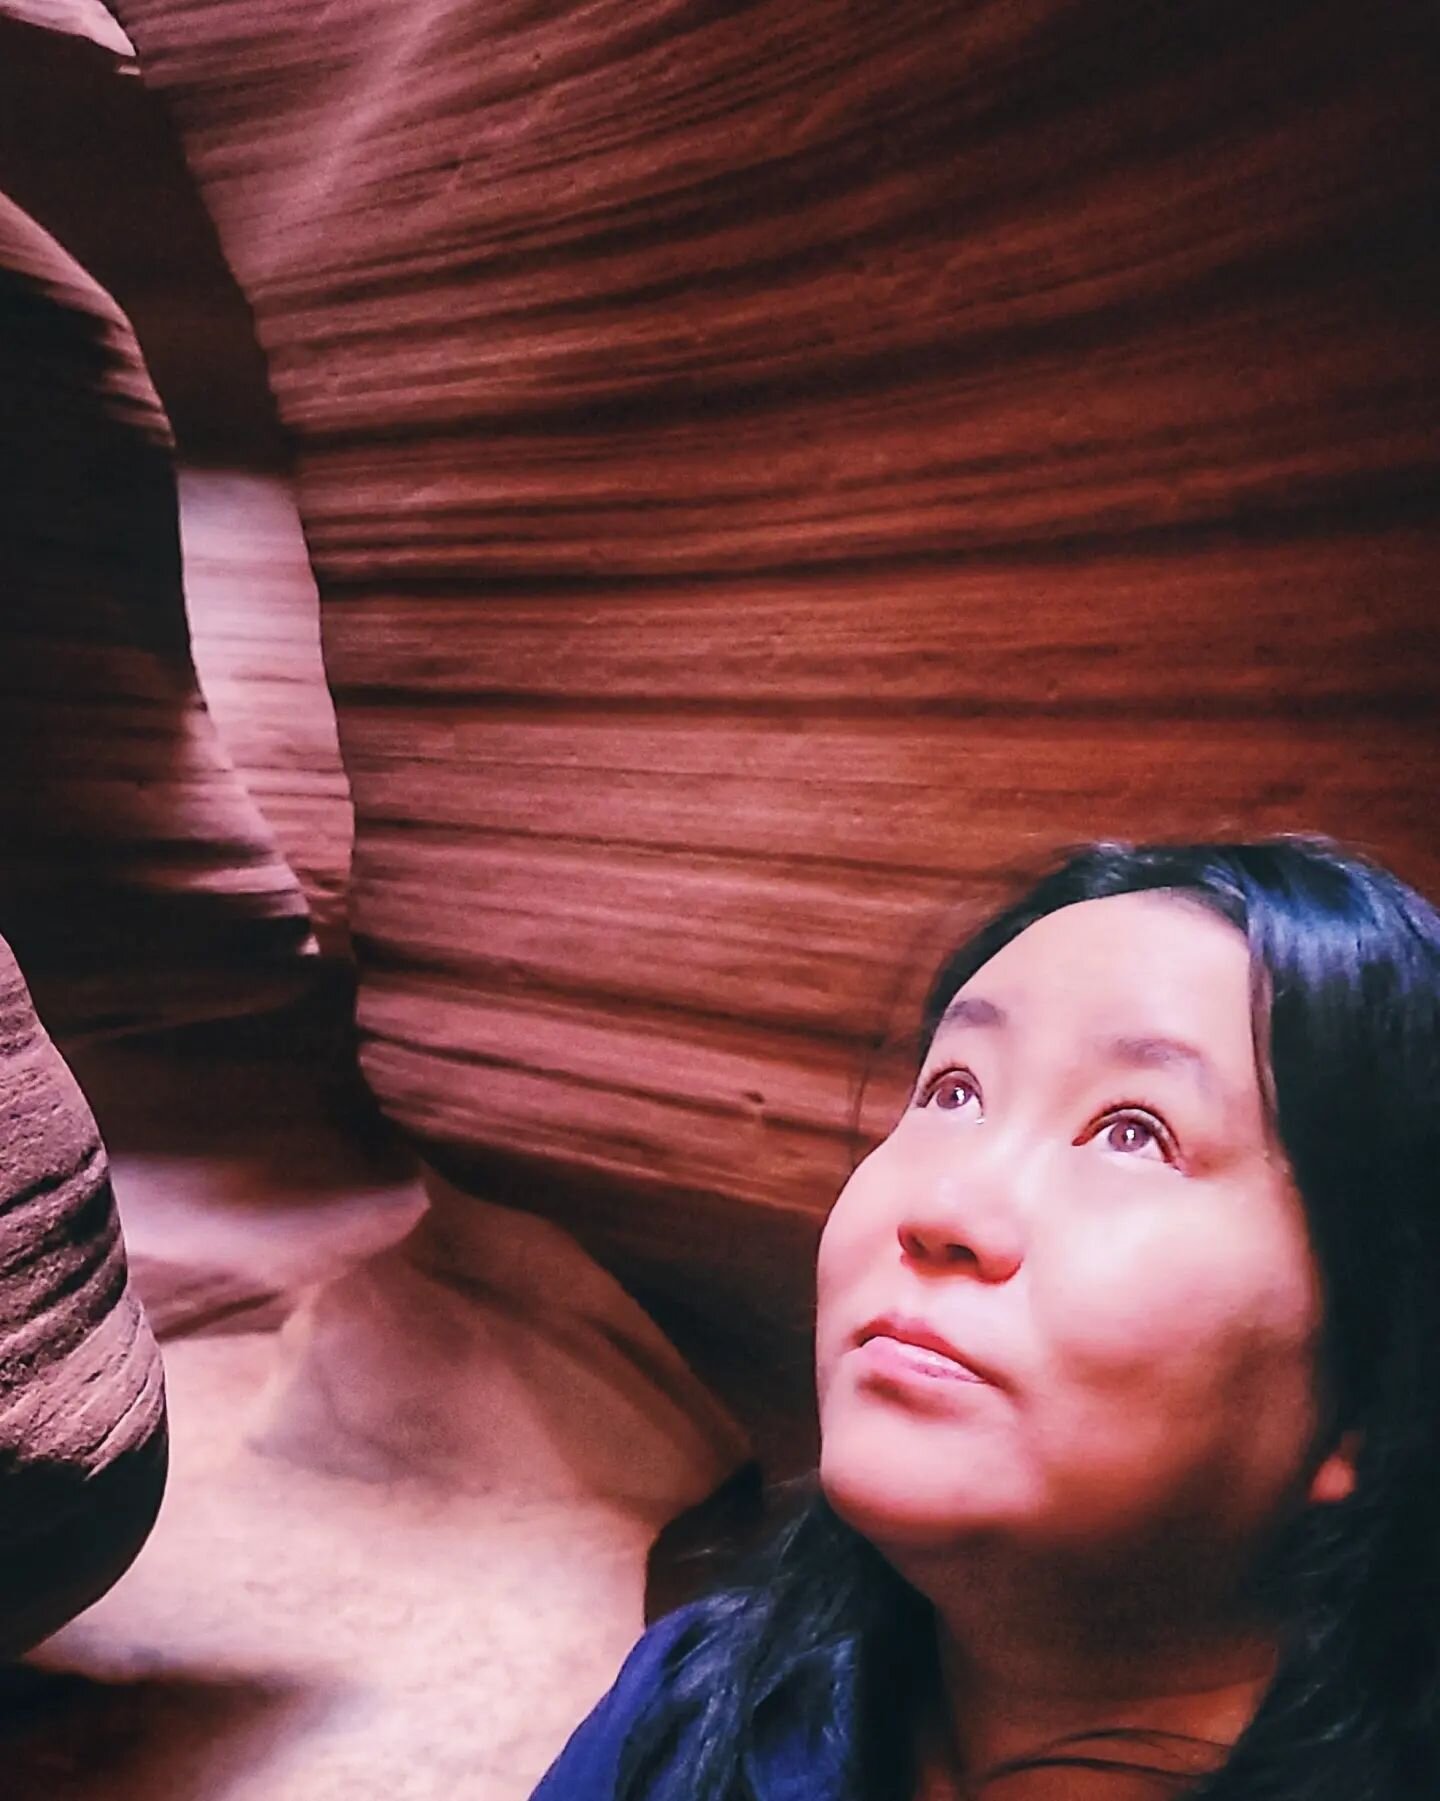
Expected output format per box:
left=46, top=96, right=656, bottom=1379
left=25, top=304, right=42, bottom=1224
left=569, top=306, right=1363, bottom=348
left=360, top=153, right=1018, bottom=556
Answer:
left=0, top=0, right=130, bottom=47
left=0, top=193, right=314, bottom=1034
left=251, top=1173, right=747, bottom=1512
left=179, top=468, right=355, bottom=959
left=0, top=932, right=167, bottom=1656
left=108, top=0, right=1439, bottom=1348
left=0, top=15, right=355, bottom=960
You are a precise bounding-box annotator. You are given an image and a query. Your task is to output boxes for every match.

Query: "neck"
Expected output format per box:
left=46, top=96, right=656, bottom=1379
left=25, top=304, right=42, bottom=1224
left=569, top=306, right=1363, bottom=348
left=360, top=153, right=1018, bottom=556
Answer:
left=896, top=1540, right=1276, bottom=1792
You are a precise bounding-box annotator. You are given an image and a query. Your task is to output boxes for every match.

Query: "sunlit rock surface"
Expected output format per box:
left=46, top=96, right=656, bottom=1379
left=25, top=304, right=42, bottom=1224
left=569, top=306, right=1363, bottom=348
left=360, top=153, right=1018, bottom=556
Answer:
left=179, top=469, right=354, bottom=957
left=0, top=936, right=165, bottom=1657
left=0, top=0, right=128, bottom=47
left=104, top=0, right=1440, bottom=1367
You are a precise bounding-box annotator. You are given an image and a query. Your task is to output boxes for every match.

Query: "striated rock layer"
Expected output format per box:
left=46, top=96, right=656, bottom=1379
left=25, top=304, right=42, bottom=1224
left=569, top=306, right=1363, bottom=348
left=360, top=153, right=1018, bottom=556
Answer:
left=0, top=15, right=353, bottom=976
left=178, top=469, right=354, bottom=958
left=110, top=0, right=1440, bottom=1367
left=0, top=934, right=166, bottom=1656
left=0, top=191, right=313, bottom=1036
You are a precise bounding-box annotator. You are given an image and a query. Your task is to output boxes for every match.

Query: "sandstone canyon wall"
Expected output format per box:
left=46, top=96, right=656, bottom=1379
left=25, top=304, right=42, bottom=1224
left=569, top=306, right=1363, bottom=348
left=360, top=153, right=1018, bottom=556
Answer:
left=0, top=933, right=165, bottom=1657
left=0, top=10, right=354, bottom=992
left=0, top=99, right=314, bottom=1036
left=0, top=12, right=342, bottom=1667
left=96, top=0, right=1440, bottom=1391
left=0, top=6, right=1434, bottom=1789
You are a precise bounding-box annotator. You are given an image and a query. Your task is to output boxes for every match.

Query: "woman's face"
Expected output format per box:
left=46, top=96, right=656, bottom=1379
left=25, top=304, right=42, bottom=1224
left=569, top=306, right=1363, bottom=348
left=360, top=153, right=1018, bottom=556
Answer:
left=816, top=892, right=1347, bottom=1562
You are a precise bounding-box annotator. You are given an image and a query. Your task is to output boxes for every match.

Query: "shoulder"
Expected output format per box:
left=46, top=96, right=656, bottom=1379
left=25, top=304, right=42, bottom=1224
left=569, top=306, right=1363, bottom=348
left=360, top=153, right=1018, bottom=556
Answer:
left=527, top=1590, right=855, bottom=1801
left=526, top=1603, right=708, bottom=1800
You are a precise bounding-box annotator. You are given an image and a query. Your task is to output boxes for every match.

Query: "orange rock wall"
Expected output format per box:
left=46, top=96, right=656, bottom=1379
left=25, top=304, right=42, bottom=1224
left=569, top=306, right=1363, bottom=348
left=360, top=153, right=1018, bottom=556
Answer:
left=73, top=0, right=1440, bottom=1337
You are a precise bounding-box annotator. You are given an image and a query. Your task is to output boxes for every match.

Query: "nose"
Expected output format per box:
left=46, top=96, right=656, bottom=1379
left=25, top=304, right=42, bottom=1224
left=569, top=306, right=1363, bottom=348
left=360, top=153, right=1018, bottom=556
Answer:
left=894, top=1144, right=1025, bottom=1283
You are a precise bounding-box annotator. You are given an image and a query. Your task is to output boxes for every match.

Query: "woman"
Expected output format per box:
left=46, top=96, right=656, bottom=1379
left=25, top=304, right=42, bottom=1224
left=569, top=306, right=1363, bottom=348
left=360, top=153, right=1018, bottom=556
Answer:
left=530, top=839, right=1440, bottom=1799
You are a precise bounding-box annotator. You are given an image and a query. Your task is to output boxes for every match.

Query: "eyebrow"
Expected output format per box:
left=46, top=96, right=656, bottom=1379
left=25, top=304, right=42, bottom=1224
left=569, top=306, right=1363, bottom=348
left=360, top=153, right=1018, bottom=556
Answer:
left=939, top=994, right=1007, bottom=1029
left=935, top=997, right=1221, bottom=1096
left=1100, top=1033, right=1219, bottom=1095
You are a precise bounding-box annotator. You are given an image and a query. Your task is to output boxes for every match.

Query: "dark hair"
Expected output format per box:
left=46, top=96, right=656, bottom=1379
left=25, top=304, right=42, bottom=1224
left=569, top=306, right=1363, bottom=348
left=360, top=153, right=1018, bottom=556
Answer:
left=617, top=838, right=1440, bottom=1801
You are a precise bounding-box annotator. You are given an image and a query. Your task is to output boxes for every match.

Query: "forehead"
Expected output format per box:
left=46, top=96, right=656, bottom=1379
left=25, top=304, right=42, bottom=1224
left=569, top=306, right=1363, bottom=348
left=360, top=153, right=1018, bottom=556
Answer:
left=943, top=893, right=1258, bottom=1081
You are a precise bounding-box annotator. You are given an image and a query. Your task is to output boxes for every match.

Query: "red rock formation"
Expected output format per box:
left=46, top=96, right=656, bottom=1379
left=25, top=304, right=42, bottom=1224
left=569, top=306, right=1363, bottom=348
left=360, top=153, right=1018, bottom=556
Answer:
left=0, top=22, right=739, bottom=1781
left=103, top=0, right=1439, bottom=1376
left=178, top=469, right=354, bottom=958
left=0, top=191, right=313, bottom=1036
left=0, top=13, right=354, bottom=974
left=0, top=1, right=129, bottom=49
left=0, top=933, right=165, bottom=1656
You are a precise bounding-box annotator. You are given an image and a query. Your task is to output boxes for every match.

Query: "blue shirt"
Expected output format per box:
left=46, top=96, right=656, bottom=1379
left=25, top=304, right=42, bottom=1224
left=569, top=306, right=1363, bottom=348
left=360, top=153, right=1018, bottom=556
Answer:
left=528, top=1604, right=848, bottom=1801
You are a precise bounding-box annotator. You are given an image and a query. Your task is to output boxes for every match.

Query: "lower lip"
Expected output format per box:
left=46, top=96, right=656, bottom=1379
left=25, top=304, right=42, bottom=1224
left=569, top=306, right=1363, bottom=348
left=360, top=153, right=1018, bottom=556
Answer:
left=853, top=1334, right=989, bottom=1386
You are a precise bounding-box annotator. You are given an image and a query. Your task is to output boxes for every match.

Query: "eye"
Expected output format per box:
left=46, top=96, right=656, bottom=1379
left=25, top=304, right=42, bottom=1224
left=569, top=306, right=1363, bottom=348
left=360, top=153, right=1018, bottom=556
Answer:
left=917, top=1068, right=982, bottom=1115
left=1086, top=1109, right=1176, bottom=1164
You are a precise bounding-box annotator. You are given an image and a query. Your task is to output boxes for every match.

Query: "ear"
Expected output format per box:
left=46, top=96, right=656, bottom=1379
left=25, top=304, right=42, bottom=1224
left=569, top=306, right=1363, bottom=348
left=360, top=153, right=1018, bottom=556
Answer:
left=1308, top=1429, right=1363, bottom=1505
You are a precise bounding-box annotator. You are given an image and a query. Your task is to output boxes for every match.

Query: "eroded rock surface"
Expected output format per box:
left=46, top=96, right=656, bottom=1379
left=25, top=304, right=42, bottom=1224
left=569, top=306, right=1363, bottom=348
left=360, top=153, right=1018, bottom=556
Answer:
left=1, top=1028, right=740, bottom=1799
left=0, top=935, right=166, bottom=1656
left=104, top=0, right=1439, bottom=1372
left=253, top=1173, right=746, bottom=1510
left=0, top=192, right=312, bottom=1037
left=179, top=469, right=355, bottom=958
left=19, top=1331, right=656, bottom=1801
left=0, top=12, right=352, bottom=984
left=0, top=0, right=1432, bottom=1418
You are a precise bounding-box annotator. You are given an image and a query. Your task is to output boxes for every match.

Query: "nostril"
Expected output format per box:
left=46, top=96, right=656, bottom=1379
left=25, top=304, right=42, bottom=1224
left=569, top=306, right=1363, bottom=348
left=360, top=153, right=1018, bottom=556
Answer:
left=899, top=1225, right=978, bottom=1267
left=897, top=1213, right=1021, bottom=1283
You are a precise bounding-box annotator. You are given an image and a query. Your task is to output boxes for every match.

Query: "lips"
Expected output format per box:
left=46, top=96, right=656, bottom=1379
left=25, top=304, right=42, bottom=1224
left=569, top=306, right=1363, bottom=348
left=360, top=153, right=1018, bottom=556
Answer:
left=854, top=1313, right=996, bottom=1386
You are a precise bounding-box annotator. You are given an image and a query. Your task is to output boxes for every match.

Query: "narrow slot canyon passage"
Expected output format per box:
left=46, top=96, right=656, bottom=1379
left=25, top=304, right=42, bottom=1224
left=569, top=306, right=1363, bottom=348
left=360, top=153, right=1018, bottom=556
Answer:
left=0, top=0, right=1435, bottom=1796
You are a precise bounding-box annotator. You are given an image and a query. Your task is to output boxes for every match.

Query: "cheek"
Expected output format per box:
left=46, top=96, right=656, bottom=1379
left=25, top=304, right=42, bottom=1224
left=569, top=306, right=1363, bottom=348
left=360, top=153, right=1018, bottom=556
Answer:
left=1040, top=1198, right=1322, bottom=1404
left=1019, top=1199, right=1328, bottom=1534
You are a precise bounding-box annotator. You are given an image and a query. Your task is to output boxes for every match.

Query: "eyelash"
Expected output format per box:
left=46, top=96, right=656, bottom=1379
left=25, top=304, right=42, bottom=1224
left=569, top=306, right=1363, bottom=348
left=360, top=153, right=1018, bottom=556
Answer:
left=915, top=1066, right=980, bottom=1110
left=913, top=1068, right=1181, bottom=1166
left=1089, top=1104, right=1179, bottom=1166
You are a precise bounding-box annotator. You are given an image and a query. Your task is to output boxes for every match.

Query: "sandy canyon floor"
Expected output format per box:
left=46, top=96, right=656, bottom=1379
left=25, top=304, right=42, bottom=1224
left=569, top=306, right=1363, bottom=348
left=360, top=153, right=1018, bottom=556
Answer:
left=0, top=1031, right=691, bottom=1801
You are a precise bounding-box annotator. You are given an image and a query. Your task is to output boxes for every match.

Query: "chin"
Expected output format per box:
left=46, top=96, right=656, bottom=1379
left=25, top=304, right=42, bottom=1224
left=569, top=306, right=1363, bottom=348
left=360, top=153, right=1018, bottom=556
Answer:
left=819, top=1440, right=1009, bottom=1549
